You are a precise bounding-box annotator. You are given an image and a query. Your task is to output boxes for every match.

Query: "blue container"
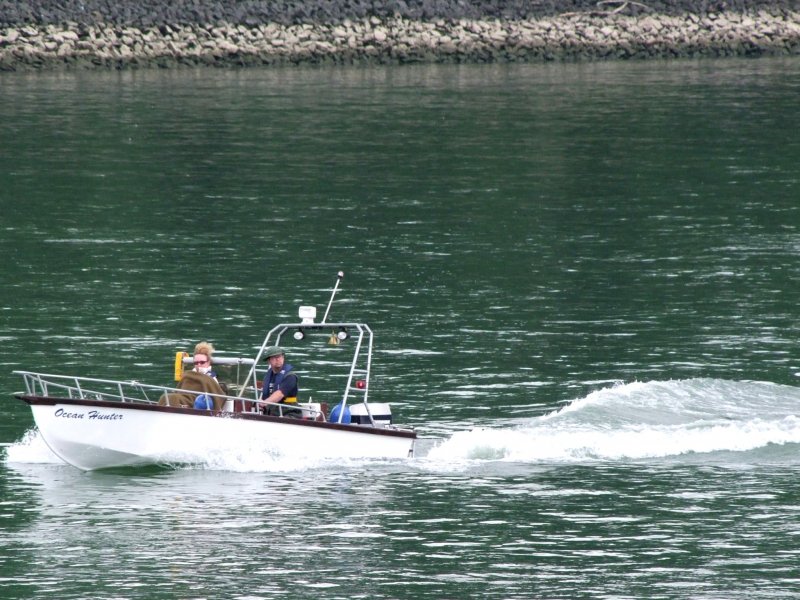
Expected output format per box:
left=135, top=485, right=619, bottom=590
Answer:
left=328, top=404, right=351, bottom=424
left=194, top=394, right=214, bottom=410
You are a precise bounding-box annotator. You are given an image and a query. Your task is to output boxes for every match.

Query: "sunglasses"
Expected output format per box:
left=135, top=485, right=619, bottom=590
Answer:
left=193, top=360, right=209, bottom=366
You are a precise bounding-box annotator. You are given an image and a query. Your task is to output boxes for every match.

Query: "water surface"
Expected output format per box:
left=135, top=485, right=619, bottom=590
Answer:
left=2, top=58, right=800, bottom=599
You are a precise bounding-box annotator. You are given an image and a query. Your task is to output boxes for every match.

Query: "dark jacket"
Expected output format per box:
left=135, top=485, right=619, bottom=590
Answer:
left=261, top=364, right=298, bottom=402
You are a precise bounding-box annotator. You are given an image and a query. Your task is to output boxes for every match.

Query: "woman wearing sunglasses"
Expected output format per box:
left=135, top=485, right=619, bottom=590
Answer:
left=192, top=341, right=218, bottom=382
left=159, top=340, right=224, bottom=410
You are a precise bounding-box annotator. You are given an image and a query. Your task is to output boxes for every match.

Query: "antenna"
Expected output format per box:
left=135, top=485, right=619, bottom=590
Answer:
left=321, top=271, right=344, bottom=324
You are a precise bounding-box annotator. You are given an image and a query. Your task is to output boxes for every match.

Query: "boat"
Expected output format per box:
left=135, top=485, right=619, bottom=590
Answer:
left=12, top=273, right=416, bottom=470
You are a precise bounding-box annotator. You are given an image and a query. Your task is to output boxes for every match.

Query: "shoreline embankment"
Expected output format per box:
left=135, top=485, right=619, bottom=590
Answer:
left=1, top=0, right=799, bottom=70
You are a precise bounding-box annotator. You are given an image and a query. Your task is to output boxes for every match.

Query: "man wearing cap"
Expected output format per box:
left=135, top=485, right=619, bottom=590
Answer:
left=258, top=346, right=300, bottom=417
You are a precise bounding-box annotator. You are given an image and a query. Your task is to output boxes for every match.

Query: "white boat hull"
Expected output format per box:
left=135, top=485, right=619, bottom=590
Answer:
left=26, top=398, right=416, bottom=471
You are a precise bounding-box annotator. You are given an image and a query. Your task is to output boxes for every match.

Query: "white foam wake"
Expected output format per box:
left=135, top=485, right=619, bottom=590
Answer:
left=425, top=378, right=800, bottom=463
left=4, top=429, right=64, bottom=464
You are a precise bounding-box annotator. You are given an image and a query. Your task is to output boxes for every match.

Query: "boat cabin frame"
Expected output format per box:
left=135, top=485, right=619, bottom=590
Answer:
left=242, top=320, right=374, bottom=423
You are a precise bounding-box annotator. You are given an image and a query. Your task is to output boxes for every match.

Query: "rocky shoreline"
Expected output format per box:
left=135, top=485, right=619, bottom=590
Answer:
left=1, top=0, right=799, bottom=70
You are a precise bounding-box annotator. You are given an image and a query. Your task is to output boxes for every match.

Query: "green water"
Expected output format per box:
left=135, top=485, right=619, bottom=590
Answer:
left=2, top=58, right=800, bottom=599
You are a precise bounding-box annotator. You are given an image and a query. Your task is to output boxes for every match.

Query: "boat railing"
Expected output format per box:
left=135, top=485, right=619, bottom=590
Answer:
left=12, top=370, right=325, bottom=420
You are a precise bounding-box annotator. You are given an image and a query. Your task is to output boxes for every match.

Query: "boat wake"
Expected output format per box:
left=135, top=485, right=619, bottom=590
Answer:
left=424, top=378, right=800, bottom=464
left=3, top=429, right=61, bottom=465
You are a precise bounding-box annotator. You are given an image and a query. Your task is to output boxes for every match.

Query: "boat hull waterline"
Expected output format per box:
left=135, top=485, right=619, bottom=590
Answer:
left=19, top=396, right=416, bottom=471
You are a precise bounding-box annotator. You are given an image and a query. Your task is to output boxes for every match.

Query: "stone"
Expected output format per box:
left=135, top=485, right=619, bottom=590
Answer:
left=0, top=3, right=799, bottom=69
